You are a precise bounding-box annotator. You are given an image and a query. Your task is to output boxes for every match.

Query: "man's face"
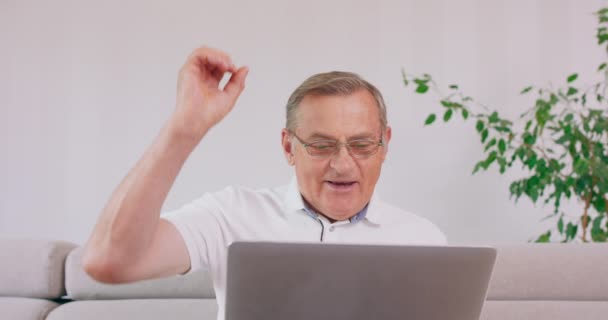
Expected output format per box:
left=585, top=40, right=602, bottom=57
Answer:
left=281, top=89, right=392, bottom=221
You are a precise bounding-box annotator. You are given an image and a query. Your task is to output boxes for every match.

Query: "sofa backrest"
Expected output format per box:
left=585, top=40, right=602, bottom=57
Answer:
left=487, top=244, right=608, bottom=300
left=3, top=239, right=607, bottom=303
left=63, top=243, right=608, bottom=301
left=64, top=247, right=215, bottom=300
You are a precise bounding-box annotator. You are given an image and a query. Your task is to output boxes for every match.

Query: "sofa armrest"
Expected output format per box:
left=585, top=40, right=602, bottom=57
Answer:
left=0, top=238, right=77, bottom=298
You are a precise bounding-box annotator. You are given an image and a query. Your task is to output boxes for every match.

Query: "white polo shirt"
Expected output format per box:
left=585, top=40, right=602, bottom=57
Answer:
left=163, top=178, right=446, bottom=320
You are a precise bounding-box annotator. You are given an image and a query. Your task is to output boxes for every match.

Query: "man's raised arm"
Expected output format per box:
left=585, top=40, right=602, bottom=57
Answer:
left=81, top=47, right=248, bottom=283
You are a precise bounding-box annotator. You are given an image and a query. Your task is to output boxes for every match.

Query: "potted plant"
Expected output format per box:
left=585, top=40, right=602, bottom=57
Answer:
left=403, top=8, right=608, bottom=243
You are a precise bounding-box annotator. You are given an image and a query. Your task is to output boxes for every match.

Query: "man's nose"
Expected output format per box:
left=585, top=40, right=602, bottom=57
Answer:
left=329, top=144, right=356, bottom=172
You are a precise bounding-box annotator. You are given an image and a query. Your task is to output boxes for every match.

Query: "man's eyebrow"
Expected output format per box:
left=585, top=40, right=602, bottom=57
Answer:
left=306, top=132, right=378, bottom=140
left=306, top=132, right=336, bottom=140
left=348, top=132, right=378, bottom=140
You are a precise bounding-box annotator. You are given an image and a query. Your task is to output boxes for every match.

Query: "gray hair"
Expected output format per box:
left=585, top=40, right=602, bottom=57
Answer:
left=285, top=71, right=387, bottom=131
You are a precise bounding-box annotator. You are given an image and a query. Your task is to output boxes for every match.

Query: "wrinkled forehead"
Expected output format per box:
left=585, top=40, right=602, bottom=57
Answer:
left=295, top=91, right=383, bottom=139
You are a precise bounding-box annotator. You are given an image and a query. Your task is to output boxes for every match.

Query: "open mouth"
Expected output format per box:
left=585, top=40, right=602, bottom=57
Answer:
left=326, top=180, right=357, bottom=191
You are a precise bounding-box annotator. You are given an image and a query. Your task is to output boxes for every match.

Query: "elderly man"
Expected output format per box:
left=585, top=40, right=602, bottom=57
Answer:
left=82, top=46, right=446, bottom=319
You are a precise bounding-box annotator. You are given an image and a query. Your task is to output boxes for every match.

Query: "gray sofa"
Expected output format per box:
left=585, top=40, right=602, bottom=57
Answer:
left=1, top=238, right=607, bottom=320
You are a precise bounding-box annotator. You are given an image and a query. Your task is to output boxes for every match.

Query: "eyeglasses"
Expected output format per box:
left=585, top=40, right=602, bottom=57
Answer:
left=290, top=131, right=384, bottom=159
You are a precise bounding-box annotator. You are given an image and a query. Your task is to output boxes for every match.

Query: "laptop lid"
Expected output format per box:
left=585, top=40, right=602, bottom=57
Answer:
left=225, top=242, right=496, bottom=320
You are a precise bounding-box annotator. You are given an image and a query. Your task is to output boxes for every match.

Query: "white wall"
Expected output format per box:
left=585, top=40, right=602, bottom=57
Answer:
left=1, top=0, right=604, bottom=245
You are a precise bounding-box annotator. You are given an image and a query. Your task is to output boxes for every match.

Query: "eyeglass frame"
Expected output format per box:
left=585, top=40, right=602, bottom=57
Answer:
left=289, top=130, right=385, bottom=159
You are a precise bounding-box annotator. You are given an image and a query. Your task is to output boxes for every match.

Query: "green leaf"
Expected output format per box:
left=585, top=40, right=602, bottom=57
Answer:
left=441, top=100, right=453, bottom=108
left=449, top=84, right=459, bottom=90
left=599, top=26, right=608, bottom=44
left=566, top=87, right=578, bottom=96
left=573, top=158, right=589, bottom=175
left=526, top=185, right=540, bottom=202
left=535, top=231, right=551, bottom=243
left=565, top=223, right=578, bottom=241
left=598, top=63, right=607, bottom=71
left=591, top=215, right=607, bottom=242
left=509, top=180, right=523, bottom=198
left=414, top=78, right=428, bottom=85
left=583, top=120, right=591, bottom=133
left=523, top=133, right=536, bottom=145
left=592, top=195, right=607, bottom=213
left=527, top=175, right=540, bottom=188
left=484, top=138, right=497, bottom=152
left=472, top=161, right=482, bottom=174
left=424, top=114, right=437, bottom=125
left=481, top=129, right=489, bottom=143
left=564, top=113, right=574, bottom=122
left=591, top=229, right=606, bottom=242
left=462, top=109, right=469, bottom=120
left=549, top=93, right=559, bottom=105
left=500, top=119, right=513, bottom=126
left=476, top=120, right=484, bottom=133
left=521, top=86, right=533, bottom=94
left=526, top=153, right=538, bottom=169
left=485, top=151, right=498, bottom=168
left=489, top=111, right=500, bottom=123
left=416, top=84, right=429, bottom=94
left=497, top=157, right=507, bottom=173
left=498, top=139, right=506, bottom=154
left=443, top=109, right=453, bottom=122
left=557, top=216, right=564, bottom=234
left=555, top=134, right=570, bottom=144
left=567, top=73, right=578, bottom=83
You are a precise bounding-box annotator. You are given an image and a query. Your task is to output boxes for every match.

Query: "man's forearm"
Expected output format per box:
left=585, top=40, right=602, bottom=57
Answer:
left=83, top=119, right=204, bottom=268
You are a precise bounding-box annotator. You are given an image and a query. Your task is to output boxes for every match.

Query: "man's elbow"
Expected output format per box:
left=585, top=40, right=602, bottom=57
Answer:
left=81, top=250, right=129, bottom=284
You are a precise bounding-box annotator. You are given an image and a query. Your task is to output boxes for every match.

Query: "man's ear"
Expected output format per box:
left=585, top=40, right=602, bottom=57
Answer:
left=381, top=126, right=392, bottom=161
left=281, top=129, right=295, bottom=166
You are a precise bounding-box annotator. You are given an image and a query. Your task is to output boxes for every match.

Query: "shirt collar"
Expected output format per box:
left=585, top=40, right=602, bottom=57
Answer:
left=284, top=176, right=382, bottom=225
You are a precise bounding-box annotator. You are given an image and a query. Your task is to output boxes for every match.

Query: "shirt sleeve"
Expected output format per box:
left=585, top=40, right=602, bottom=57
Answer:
left=162, top=187, right=235, bottom=275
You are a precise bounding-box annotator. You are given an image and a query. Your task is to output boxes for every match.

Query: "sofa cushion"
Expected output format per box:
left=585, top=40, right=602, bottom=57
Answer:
left=0, top=297, right=60, bottom=320
left=0, top=238, right=76, bottom=298
left=65, top=247, right=215, bottom=300
left=46, top=299, right=218, bottom=320
left=481, top=300, right=608, bottom=320
left=487, top=244, right=608, bottom=300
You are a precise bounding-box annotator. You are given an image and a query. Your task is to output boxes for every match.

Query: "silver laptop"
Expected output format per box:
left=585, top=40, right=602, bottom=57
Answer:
left=225, top=242, right=496, bottom=320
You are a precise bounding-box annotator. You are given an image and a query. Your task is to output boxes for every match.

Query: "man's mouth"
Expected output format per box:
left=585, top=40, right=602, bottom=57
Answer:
left=325, top=180, right=357, bottom=191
